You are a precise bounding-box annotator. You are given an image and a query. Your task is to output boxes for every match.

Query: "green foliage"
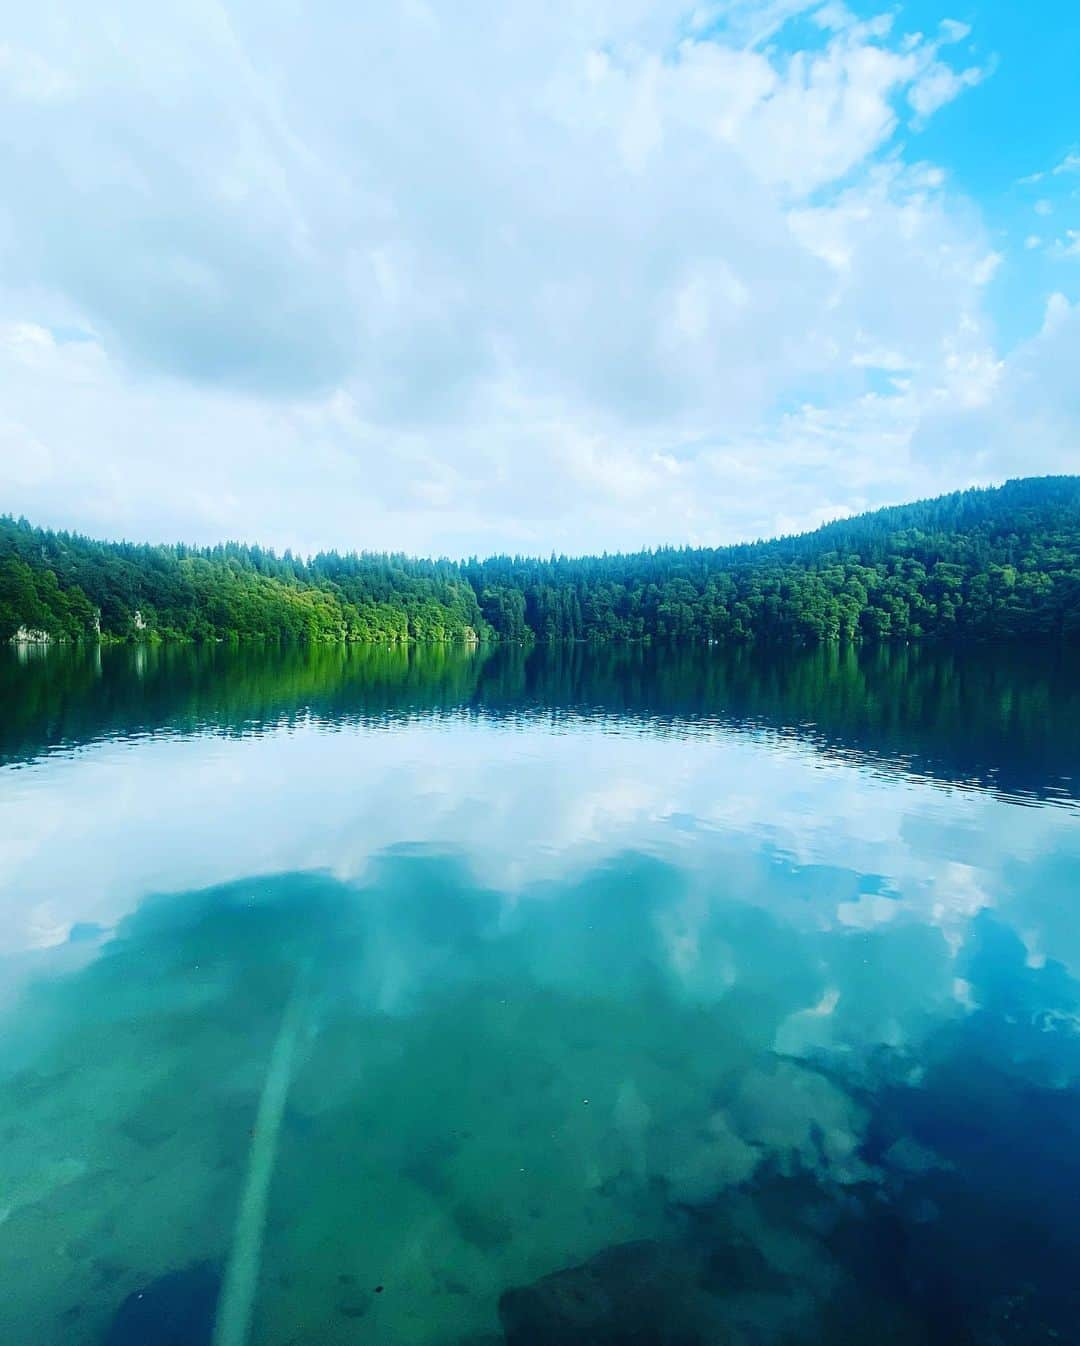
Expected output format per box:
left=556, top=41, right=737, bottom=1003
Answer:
left=462, top=476, right=1080, bottom=644
left=0, top=519, right=489, bottom=645
left=2, top=476, right=1079, bottom=645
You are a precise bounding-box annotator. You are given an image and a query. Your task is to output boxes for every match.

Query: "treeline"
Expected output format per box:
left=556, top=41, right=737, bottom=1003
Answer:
left=0, top=533, right=488, bottom=644
left=2, top=476, right=1080, bottom=646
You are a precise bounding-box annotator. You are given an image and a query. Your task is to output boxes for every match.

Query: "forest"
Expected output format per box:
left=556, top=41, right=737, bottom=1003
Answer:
left=2, top=475, right=1079, bottom=646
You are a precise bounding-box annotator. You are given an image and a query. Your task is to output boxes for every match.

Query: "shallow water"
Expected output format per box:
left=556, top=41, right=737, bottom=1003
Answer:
left=1, top=642, right=1078, bottom=1345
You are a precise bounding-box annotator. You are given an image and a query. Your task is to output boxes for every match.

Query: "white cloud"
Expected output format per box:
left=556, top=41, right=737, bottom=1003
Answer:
left=911, top=293, right=1080, bottom=480
left=0, top=1, right=1059, bottom=557
left=907, top=60, right=986, bottom=124
left=1020, top=147, right=1080, bottom=184
left=1053, top=230, right=1080, bottom=259
left=0, top=42, right=74, bottom=102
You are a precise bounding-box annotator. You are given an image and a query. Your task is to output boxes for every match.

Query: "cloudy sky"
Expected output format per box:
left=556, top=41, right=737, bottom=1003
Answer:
left=0, top=0, right=1077, bottom=558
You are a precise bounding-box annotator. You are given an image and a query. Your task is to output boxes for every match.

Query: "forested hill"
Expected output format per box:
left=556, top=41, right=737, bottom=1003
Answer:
left=2, top=476, right=1079, bottom=645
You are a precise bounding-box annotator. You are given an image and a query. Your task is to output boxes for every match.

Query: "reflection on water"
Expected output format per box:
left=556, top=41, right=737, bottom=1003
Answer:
left=3, top=640, right=1079, bottom=803
left=0, top=644, right=1078, bottom=1345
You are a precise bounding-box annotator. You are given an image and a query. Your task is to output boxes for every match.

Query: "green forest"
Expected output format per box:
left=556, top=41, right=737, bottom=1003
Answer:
left=2, top=475, right=1079, bottom=646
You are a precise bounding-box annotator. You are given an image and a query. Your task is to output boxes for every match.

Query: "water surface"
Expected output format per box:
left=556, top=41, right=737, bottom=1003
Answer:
left=1, top=642, right=1078, bottom=1345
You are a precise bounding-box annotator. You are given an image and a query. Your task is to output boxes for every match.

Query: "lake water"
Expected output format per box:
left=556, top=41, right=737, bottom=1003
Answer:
left=1, top=641, right=1078, bottom=1346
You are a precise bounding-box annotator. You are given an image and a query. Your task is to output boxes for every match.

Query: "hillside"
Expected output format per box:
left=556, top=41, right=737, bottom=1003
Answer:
left=2, top=476, right=1079, bottom=645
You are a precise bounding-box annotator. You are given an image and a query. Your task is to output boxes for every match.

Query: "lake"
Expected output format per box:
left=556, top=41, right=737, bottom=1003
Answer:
left=1, top=641, right=1078, bottom=1346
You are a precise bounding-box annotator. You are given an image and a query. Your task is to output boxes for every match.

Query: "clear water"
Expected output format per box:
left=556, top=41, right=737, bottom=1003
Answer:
left=1, top=642, right=1078, bottom=1346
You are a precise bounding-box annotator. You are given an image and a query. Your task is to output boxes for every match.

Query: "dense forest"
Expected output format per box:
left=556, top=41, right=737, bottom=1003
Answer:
left=2, top=476, right=1079, bottom=646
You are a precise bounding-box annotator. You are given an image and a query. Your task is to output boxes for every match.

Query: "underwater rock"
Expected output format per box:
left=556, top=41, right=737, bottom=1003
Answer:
left=102, top=1261, right=220, bottom=1346
left=453, top=1197, right=514, bottom=1250
left=498, top=1239, right=718, bottom=1346
left=697, top=1239, right=785, bottom=1296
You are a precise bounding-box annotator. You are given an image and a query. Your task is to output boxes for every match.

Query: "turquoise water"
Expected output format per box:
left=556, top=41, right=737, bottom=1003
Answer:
left=1, top=643, right=1078, bottom=1345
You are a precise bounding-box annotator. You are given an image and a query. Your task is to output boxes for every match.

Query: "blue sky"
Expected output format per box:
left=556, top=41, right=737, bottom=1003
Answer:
left=891, top=0, right=1080, bottom=343
left=0, top=0, right=1076, bottom=557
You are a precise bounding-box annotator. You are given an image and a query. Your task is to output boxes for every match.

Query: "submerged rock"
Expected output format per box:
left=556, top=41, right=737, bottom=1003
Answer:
left=453, top=1197, right=514, bottom=1251
left=102, top=1261, right=220, bottom=1346
left=498, top=1239, right=718, bottom=1346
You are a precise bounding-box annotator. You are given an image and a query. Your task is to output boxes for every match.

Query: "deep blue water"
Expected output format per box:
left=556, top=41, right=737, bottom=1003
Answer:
left=0, top=641, right=1078, bottom=1345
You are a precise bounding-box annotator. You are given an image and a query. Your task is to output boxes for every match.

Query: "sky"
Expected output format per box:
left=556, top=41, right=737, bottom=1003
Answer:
left=0, top=0, right=1077, bottom=559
